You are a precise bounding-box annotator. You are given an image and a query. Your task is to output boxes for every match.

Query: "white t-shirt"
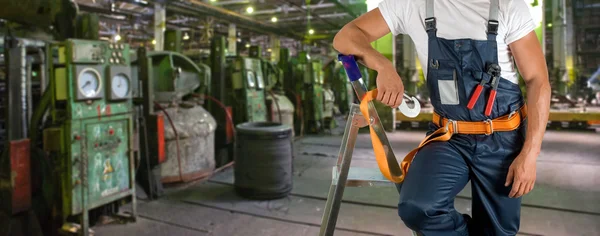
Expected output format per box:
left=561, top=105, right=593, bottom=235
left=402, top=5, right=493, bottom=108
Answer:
left=378, top=0, right=536, bottom=84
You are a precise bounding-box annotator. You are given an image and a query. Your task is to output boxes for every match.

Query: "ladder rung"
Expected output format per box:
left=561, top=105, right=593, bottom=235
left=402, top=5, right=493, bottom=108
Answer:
left=333, top=167, right=392, bottom=187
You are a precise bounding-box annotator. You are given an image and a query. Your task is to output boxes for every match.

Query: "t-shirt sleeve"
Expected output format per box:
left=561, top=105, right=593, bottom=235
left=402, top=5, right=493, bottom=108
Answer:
left=504, top=0, right=536, bottom=44
left=378, top=0, right=410, bottom=35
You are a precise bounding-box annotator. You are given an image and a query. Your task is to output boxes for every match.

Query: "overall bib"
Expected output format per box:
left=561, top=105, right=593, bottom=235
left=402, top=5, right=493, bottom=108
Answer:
left=395, top=0, right=527, bottom=235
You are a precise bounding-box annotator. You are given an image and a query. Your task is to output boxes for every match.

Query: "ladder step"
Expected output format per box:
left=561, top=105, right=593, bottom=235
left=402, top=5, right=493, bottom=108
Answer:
left=333, top=167, right=392, bottom=187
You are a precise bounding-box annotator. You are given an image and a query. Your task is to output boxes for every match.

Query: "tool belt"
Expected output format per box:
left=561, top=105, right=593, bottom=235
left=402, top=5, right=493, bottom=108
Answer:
left=359, top=89, right=527, bottom=183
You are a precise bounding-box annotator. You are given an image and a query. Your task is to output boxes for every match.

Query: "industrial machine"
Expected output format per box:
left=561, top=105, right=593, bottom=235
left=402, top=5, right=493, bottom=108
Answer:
left=32, top=39, right=137, bottom=235
left=250, top=46, right=295, bottom=133
left=0, top=36, right=46, bottom=236
left=227, top=56, right=268, bottom=124
left=292, top=52, right=324, bottom=133
left=279, top=48, right=304, bottom=135
left=132, top=48, right=215, bottom=201
left=324, top=58, right=352, bottom=116
left=209, top=36, right=267, bottom=167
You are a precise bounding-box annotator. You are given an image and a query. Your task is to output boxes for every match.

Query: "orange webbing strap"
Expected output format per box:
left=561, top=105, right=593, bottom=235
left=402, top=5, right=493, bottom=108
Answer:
left=359, top=89, right=405, bottom=183
left=360, top=88, right=527, bottom=184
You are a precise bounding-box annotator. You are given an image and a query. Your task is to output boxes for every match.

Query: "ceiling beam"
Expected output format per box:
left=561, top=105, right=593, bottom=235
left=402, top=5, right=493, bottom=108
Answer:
left=273, top=0, right=342, bottom=29
left=156, top=0, right=308, bottom=41
left=329, top=0, right=360, bottom=18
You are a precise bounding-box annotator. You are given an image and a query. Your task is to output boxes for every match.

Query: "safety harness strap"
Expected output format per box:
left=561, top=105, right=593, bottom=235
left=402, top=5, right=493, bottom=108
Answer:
left=359, top=89, right=527, bottom=184
left=487, top=0, right=500, bottom=39
left=426, top=0, right=499, bottom=38
left=425, top=0, right=436, bottom=32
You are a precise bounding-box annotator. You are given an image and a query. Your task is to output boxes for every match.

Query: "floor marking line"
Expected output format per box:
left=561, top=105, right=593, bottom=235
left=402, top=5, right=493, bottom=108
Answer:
left=179, top=200, right=394, bottom=236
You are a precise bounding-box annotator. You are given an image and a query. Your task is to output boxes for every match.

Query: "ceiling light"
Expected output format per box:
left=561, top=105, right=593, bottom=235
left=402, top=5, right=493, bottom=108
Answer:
left=152, top=39, right=156, bottom=45
left=114, top=34, right=122, bottom=41
left=246, top=6, right=254, bottom=14
left=210, top=0, right=217, bottom=2
left=308, top=29, right=315, bottom=35
left=271, top=16, right=278, bottom=23
left=267, top=48, right=272, bottom=52
left=183, top=32, right=190, bottom=40
left=245, top=43, right=251, bottom=48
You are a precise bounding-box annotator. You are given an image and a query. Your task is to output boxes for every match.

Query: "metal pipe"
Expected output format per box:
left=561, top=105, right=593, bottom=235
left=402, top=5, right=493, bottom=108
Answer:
left=35, top=49, right=46, bottom=95
left=26, top=55, right=33, bottom=126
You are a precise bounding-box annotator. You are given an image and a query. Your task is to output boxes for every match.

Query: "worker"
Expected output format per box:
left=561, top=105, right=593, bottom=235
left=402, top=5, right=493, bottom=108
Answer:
left=333, top=0, right=550, bottom=235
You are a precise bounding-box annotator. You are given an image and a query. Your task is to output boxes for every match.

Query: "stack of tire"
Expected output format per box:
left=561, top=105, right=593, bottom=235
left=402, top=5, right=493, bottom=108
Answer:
left=233, top=122, right=293, bottom=199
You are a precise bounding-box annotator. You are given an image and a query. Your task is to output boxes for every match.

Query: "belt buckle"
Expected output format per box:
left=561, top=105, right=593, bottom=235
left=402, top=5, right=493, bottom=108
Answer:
left=444, top=119, right=458, bottom=134
left=483, top=119, right=494, bottom=135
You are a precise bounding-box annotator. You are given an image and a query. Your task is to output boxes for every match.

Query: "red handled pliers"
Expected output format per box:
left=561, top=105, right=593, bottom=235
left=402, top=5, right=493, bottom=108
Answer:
left=466, top=64, right=501, bottom=116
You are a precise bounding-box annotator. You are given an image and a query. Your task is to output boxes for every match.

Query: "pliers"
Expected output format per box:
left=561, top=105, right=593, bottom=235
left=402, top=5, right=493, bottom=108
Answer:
left=466, top=63, right=501, bottom=116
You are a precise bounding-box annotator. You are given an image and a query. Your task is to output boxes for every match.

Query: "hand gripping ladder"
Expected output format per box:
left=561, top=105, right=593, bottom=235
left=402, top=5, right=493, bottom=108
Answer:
left=318, top=55, right=421, bottom=236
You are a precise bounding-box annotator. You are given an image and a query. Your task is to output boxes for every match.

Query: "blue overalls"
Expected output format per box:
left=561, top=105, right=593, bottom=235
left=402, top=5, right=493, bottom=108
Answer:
left=395, top=0, right=527, bottom=235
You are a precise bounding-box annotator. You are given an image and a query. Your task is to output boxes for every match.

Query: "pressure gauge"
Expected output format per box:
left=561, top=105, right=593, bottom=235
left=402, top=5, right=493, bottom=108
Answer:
left=107, top=66, right=132, bottom=100
left=77, top=68, right=102, bottom=98
left=111, top=73, right=130, bottom=98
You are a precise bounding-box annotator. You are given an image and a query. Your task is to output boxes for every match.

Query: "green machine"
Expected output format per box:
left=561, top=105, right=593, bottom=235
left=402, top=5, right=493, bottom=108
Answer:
left=293, top=52, right=324, bottom=133
left=41, top=39, right=136, bottom=235
left=209, top=37, right=267, bottom=167
left=278, top=48, right=303, bottom=134
left=324, top=58, right=351, bottom=115
left=249, top=46, right=295, bottom=133
left=228, top=56, right=268, bottom=124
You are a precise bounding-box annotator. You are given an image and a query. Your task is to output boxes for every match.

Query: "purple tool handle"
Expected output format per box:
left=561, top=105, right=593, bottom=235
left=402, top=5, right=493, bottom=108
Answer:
left=338, top=54, right=362, bottom=82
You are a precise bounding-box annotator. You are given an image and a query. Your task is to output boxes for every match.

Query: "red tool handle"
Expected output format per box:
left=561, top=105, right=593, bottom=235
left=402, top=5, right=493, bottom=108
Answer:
left=485, top=90, right=497, bottom=116
left=467, top=85, right=483, bottom=110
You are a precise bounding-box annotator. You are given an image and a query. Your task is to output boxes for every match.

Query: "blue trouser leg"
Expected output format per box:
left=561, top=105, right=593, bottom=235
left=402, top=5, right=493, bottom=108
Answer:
left=396, top=127, right=524, bottom=236
left=396, top=141, right=470, bottom=236
left=467, top=128, right=524, bottom=235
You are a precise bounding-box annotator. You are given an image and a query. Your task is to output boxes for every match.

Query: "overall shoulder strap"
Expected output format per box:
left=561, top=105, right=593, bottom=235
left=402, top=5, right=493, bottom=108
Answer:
left=425, top=0, right=436, bottom=35
left=487, top=0, right=499, bottom=40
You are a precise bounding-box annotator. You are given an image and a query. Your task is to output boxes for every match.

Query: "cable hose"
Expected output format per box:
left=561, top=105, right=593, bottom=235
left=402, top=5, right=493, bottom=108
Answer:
left=191, top=93, right=236, bottom=139
left=153, top=101, right=184, bottom=182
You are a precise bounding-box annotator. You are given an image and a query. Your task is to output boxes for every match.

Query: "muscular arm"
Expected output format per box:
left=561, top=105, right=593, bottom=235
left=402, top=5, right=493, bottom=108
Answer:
left=333, top=9, right=391, bottom=72
left=505, top=31, right=551, bottom=198
left=510, top=31, right=550, bottom=158
left=333, top=9, right=405, bottom=107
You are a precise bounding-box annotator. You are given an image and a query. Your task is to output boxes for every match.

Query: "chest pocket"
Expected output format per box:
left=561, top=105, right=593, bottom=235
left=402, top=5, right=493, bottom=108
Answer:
left=430, top=59, right=459, bottom=105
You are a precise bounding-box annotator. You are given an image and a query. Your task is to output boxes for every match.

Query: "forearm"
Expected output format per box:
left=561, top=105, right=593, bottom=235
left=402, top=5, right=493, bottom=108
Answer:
left=333, top=23, right=393, bottom=72
left=521, top=76, right=551, bottom=158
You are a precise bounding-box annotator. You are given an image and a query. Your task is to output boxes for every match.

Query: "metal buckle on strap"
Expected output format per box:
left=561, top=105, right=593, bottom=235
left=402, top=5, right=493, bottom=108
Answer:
left=444, top=119, right=458, bottom=134
left=487, top=20, right=499, bottom=35
left=508, top=110, right=517, bottom=119
left=483, top=119, right=494, bottom=135
left=425, top=17, right=437, bottom=31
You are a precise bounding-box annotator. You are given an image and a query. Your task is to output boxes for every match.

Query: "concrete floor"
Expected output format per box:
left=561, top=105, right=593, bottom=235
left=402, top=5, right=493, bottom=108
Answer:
left=93, top=126, right=600, bottom=236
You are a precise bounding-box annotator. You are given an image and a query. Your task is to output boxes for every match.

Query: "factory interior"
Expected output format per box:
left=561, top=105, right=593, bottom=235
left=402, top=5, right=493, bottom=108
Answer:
left=0, top=0, right=599, bottom=235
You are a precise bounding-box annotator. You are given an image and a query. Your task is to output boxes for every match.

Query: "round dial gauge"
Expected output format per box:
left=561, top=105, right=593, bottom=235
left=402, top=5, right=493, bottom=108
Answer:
left=78, top=69, right=101, bottom=98
left=111, top=73, right=130, bottom=98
